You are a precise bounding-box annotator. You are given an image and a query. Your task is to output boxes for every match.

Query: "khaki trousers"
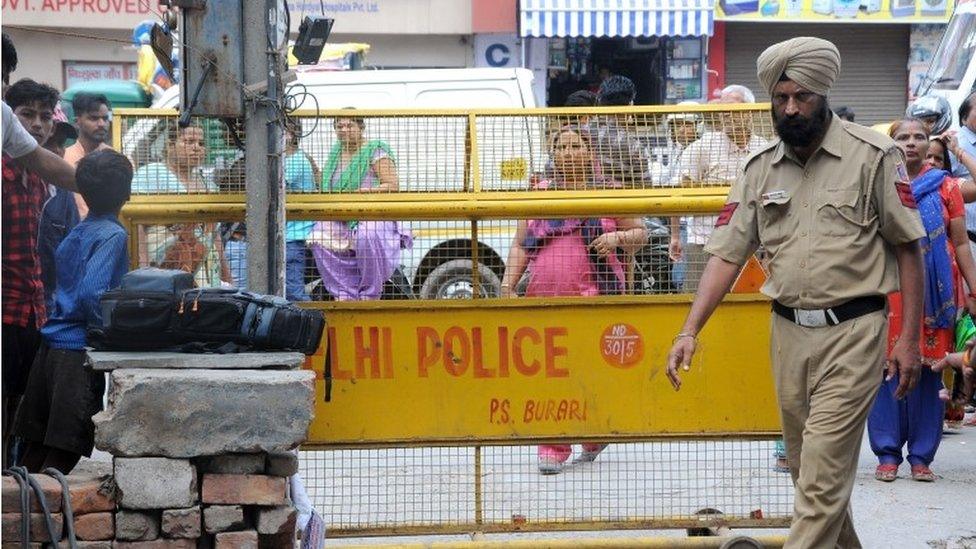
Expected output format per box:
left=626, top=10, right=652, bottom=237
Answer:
left=771, top=309, right=887, bottom=549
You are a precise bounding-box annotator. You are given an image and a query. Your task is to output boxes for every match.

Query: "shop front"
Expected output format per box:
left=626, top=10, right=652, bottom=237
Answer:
left=716, top=0, right=955, bottom=125
left=519, top=0, right=715, bottom=106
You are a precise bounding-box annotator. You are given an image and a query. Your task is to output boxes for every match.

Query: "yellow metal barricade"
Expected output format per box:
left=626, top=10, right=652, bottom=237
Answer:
left=116, top=105, right=790, bottom=545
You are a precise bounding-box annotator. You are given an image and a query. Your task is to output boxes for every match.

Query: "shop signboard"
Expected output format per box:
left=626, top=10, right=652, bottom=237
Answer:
left=63, top=61, right=137, bottom=89
left=715, top=0, right=954, bottom=22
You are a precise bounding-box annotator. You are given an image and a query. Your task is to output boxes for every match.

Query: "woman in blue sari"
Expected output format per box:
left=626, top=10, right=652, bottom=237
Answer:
left=869, top=119, right=976, bottom=482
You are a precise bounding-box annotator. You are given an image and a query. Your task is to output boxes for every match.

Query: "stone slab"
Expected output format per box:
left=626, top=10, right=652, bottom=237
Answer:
left=87, top=352, right=305, bottom=371
left=94, top=369, right=314, bottom=458
left=114, top=540, right=197, bottom=548
left=115, top=458, right=197, bottom=510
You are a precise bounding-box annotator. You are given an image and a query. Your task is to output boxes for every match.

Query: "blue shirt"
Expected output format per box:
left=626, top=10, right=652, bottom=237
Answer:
left=956, top=127, right=976, bottom=234
left=285, top=152, right=316, bottom=242
left=39, top=186, right=80, bottom=311
left=42, top=213, right=129, bottom=350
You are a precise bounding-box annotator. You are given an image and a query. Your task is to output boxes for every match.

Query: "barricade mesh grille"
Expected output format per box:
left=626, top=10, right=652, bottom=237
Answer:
left=297, top=442, right=792, bottom=535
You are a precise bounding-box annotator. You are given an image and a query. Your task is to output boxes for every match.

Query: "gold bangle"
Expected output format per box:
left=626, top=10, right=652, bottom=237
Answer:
left=673, top=333, right=697, bottom=343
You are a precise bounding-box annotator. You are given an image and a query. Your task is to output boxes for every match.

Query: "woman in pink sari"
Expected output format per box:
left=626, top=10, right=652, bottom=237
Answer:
left=501, top=126, right=647, bottom=474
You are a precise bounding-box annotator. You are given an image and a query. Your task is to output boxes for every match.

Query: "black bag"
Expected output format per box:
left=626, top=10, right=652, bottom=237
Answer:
left=90, top=268, right=325, bottom=355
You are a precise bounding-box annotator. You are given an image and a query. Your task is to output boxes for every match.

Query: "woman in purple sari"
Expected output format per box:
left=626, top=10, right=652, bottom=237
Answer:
left=501, top=126, right=647, bottom=474
left=310, top=115, right=411, bottom=300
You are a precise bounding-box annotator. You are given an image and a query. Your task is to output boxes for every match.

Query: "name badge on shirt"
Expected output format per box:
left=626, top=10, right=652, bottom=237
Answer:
left=761, top=190, right=790, bottom=206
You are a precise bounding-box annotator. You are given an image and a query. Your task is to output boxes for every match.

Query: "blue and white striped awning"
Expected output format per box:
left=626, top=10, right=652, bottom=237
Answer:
left=520, top=0, right=714, bottom=38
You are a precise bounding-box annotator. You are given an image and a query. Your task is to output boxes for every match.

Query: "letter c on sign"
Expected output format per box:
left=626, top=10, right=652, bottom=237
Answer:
left=485, top=44, right=511, bottom=67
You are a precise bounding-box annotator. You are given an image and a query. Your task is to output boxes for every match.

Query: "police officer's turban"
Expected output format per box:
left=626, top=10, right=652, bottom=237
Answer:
left=756, top=37, right=841, bottom=97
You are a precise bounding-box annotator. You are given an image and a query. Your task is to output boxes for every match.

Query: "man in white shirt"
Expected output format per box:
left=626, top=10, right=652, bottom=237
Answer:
left=669, top=86, right=767, bottom=292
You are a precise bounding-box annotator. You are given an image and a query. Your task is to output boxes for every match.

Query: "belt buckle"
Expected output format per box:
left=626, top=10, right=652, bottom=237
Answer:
left=794, top=308, right=828, bottom=328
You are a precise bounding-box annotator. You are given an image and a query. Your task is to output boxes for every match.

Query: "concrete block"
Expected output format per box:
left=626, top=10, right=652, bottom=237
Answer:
left=197, top=453, right=266, bottom=475
left=115, top=458, right=197, bottom=510
left=202, top=474, right=287, bottom=506
left=94, top=369, right=314, bottom=458
left=264, top=452, right=298, bottom=477
left=203, top=505, right=247, bottom=534
left=87, top=351, right=305, bottom=371
left=255, top=505, right=296, bottom=535
left=216, top=530, right=259, bottom=549
left=74, top=511, right=114, bottom=540
left=116, top=510, right=161, bottom=541
left=161, top=507, right=201, bottom=539
left=1, top=512, right=63, bottom=541
left=2, top=475, right=62, bottom=512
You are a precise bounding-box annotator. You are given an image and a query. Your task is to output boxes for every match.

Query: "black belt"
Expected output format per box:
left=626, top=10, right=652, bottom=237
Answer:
left=772, top=296, right=886, bottom=328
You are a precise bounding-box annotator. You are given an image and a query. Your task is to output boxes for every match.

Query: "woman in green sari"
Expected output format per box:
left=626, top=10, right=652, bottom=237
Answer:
left=310, top=115, right=411, bottom=300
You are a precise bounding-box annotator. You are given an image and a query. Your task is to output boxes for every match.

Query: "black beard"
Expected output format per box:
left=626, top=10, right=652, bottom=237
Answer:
left=773, top=98, right=830, bottom=148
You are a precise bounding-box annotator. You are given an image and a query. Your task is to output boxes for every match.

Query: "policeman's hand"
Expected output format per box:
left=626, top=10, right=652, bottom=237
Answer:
left=666, top=335, right=696, bottom=391
left=589, top=232, right=619, bottom=258
left=888, top=338, right=921, bottom=400
left=669, top=237, right=683, bottom=262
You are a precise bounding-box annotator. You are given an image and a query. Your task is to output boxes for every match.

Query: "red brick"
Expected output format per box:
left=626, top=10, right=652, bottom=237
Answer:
left=1, top=543, right=44, bottom=549
left=1, top=512, right=64, bottom=541
left=216, top=530, right=258, bottom=549
left=74, top=511, right=114, bottom=540
left=114, top=540, right=197, bottom=549
left=1, top=475, right=63, bottom=512
left=68, top=478, right=116, bottom=515
left=201, top=475, right=287, bottom=506
left=76, top=542, right=113, bottom=549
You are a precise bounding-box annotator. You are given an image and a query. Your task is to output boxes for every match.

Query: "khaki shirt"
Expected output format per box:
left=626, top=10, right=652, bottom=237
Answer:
left=705, top=115, right=925, bottom=309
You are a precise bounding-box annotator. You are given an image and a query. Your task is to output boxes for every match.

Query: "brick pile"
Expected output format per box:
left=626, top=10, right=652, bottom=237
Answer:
left=1, top=452, right=300, bottom=548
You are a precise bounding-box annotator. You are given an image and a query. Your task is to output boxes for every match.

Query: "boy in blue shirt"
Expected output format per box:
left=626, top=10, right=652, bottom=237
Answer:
left=14, top=149, right=132, bottom=473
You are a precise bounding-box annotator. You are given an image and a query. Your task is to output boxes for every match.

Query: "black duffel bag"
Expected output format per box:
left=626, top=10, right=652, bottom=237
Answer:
left=89, top=268, right=325, bottom=355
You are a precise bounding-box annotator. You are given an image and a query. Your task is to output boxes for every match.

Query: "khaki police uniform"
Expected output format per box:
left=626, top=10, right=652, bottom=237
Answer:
left=705, top=115, right=925, bottom=549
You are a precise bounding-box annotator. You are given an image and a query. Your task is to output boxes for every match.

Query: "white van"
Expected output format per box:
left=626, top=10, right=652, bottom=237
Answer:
left=913, top=0, right=976, bottom=129
left=125, top=68, right=544, bottom=299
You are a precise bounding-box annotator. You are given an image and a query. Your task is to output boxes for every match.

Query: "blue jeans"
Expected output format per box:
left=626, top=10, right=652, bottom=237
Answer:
left=223, top=239, right=309, bottom=302
left=225, top=240, right=248, bottom=290
left=286, top=240, right=310, bottom=302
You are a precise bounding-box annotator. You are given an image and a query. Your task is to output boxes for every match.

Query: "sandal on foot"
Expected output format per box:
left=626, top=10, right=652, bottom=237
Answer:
left=911, top=464, right=936, bottom=482
left=875, top=464, right=898, bottom=482
left=573, top=444, right=608, bottom=464
left=538, top=458, right=564, bottom=475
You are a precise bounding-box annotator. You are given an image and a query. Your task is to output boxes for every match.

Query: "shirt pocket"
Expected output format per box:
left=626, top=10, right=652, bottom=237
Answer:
left=817, top=189, right=875, bottom=237
left=758, top=194, right=792, bottom=249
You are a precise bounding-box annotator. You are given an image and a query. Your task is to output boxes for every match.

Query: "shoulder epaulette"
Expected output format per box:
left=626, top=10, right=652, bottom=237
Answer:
left=843, top=121, right=897, bottom=152
left=742, top=138, right=780, bottom=171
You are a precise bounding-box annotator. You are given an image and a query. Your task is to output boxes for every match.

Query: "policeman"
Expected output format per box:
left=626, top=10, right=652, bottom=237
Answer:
left=665, top=37, right=925, bottom=548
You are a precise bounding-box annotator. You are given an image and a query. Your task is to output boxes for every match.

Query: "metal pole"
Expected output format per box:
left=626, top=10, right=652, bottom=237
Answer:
left=243, top=0, right=286, bottom=296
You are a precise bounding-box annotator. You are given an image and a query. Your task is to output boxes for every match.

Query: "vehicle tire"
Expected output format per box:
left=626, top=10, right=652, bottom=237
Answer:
left=419, top=259, right=501, bottom=299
